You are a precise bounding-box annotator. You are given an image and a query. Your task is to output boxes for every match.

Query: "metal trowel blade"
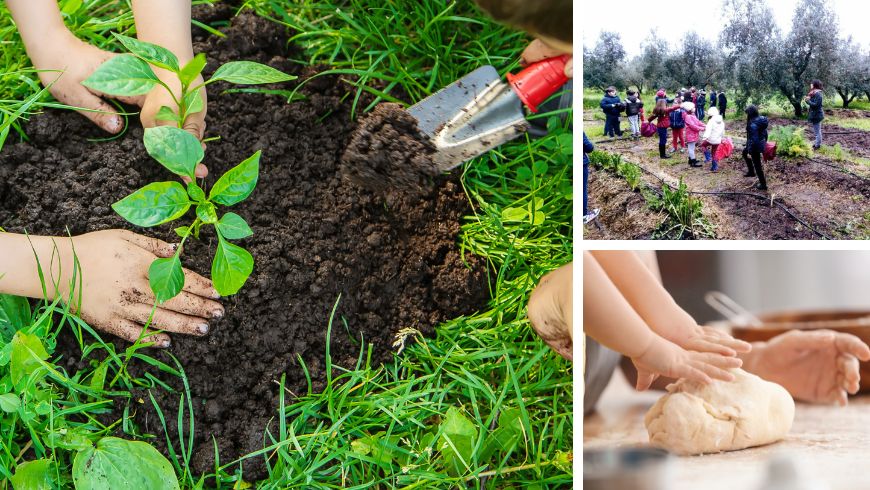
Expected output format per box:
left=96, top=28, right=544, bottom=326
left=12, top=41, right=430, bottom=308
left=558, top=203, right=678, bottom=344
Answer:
left=407, top=65, right=529, bottom=171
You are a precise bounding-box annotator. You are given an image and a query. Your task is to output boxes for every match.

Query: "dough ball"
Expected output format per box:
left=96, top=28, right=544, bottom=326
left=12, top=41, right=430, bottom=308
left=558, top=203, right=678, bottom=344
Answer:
left=644, top=369, right=794, bottom=455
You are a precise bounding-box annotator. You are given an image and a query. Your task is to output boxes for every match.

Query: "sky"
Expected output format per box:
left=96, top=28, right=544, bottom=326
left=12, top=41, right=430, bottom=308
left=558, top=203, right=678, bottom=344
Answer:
left=582, top=0, right=869, bottom=56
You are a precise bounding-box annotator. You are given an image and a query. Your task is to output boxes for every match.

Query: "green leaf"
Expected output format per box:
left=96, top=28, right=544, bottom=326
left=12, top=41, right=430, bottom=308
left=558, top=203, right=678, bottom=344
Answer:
left=113, top=33, right=179, bottom=72
left=82, top=55, right=159, bottom=96
left=60, top=0, right=83, bottom=15
left=196, top=202, right=218, bottom=224
left=149, top=257, right=184, bottom=304
left=143, top=126, right=203, bottom=180
left=209, top=151, right=260, bottom=206
left=209, top=61, right=295, bottom=85
left=516, top=167, right=532, bottom=181
left=0, top=393, right=20, bottom=412
left=89, top=361, right=109, bottom=393
left=10, top=331, right=49, bottom=386
left=0, top=294, right=31, bottom=341
left=174, top=226, right=190, bottom=238
left=349, top=432, right=397, bottom=466
left=155, top=106, right=179, bottom=123
left=112, top=182, right=191, bottom=227
left=11, top=458, right=56, bottom=490
left=183, top=87, right=204, bottom=116
left=501, top=207, right=527, bottom=222
left=211, top=235, right=253, bottom=296
left=556, top=133, right=573, bottom=155
left=73, top=437, right=180, bottom=490
left=179, top=53, right=207, bottom=87
left=533, top=160, right=549, bottom=175
left=438, top=407, right=478, bottom=475
left=45, top=427, right=92, bottom=451
left=216, top=212, right=252, bottom=240
left=187, top=182, right=205, bottom=202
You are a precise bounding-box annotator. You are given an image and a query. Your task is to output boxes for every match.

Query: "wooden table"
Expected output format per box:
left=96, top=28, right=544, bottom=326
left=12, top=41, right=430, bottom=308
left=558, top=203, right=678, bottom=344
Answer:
left=584, top=371, right=870, bottom=490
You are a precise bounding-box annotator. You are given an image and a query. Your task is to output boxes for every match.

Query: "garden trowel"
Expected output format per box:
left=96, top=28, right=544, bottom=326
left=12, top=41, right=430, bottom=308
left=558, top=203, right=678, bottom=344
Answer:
left=407, top=55, right=571, bottom=171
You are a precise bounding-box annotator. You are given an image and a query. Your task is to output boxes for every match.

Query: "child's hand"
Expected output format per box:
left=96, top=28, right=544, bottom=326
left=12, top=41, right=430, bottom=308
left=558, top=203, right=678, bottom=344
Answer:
left=679, top=325, right=752, bottom=357
left=520, top=39, right=572, bottom=78
left=30, top=33, right=144, bottom=133
left=632, top=335, right=742, bottom=391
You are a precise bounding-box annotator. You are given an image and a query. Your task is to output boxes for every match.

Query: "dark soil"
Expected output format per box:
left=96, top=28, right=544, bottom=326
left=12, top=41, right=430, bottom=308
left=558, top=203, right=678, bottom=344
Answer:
left=0, top=12, right=490, bottom=479
left=583, top=166, right=664, bottom=240
left=341, top=102, right=439, bottom=194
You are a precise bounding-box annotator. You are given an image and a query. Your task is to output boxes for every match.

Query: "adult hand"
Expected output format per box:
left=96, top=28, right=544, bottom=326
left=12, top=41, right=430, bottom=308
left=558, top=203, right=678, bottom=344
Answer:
left=520, top=38, right=573, bottom=78
left=745, top=330, right=870, bottom=405
left=139, top=71, right=208, bottom=182
left=632, top=335, right=742, bottom=391
left=527, top=262, right=573, bottom=360
left=29, top=31, right=144, bottom=134
left=67, top=230, right=223, bottom=347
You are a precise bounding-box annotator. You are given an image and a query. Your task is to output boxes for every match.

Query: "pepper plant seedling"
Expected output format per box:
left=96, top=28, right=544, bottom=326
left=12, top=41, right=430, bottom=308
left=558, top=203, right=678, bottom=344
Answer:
left=82, top=34, right=295, bottom=301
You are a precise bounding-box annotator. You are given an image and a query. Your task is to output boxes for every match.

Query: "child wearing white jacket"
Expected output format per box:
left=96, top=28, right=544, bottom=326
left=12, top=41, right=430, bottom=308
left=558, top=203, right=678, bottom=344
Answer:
left=701, top=106, right=725, bottom=172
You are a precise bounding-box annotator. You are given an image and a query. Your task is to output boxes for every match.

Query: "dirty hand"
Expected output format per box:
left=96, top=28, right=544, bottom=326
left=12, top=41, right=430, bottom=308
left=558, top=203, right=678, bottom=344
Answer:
left=27, top=31, right=144, bottom=134
left=632, top=335, right=742, bottom=391
left=520, top=38, right=573, bottom=78
left=139, top=71, right=208, bottom=182
left=527, top=262, right=573, bottom=360
left=66, top=230, right=223, bottom=347
left=745, top=330, right=870, bottom=405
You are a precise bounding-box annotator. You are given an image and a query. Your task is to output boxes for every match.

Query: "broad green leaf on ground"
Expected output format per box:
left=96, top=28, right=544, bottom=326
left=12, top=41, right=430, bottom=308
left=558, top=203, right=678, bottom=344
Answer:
left=73, top=437, right=180, bottom=490
left=143, top=126, right=203, bottom=180
left=112, top=182, right=191, bottom=227
left=155, top=106, right=179, bottom=123
left=0, top=294, right=31, bottom=341
left=183, top=87, right=204, bottom=116
left=196, top=202, right=218, bottom=224
left=501, top=206, right=527, bottom=222
left=349, top=432, right=400, bottom=466
left=113, top=33, right=179, bottom=72
left=187, top=182, right=205, bottom=202
left=0, top=393, right=20, bottom=412
left=209, top=61, right=295, bottom=85
left=149, top=257, right=184, bottom=303
left=45, top=427, right=92, bottom=451
left=438, top=407, right=478, bottom=475
left=82, top=55, right=158, bottom=96
left=216, top=212, right=253, bottom=240
left=211, top=235, right=253, bottom=296
left=209, top=151, right=260, bottom=206
left=10, top=458, right=56, bottom=490
left=479, top=408, right=524, bottom=461
left=10, top=331, right=49, bottom=386
left=179, top=53, right=207, bottom=87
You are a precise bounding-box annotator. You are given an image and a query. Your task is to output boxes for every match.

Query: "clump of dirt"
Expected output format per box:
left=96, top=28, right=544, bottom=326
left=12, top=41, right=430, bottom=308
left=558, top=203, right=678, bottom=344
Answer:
left=0, top=12, right=490, bottom=480
left=340, top=102, right=439, bottom=194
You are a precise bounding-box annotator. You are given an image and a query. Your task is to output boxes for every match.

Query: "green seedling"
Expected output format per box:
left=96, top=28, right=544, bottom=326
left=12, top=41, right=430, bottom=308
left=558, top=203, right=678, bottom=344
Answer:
left=82, top=34, right=296, bottom=300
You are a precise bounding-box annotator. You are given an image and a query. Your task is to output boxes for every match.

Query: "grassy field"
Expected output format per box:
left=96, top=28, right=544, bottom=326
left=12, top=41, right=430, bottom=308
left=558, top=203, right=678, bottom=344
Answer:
left=0, top=0, right=572, bottom=488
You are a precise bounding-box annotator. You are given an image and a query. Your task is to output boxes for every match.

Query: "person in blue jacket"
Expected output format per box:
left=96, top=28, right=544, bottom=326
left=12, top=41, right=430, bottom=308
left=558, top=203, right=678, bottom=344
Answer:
left=805, top=79, right=825, bottom=150
left=583, top=132, right=600, bottom=223
left=742, top=105, right=769, bottom=191
left=600, top=86, right=624, bottom=138
left=697, top=89, right=706, bottom=119
left=709, top=89, right=717, bottom=112
left=717, top=90, right=728, bottom=117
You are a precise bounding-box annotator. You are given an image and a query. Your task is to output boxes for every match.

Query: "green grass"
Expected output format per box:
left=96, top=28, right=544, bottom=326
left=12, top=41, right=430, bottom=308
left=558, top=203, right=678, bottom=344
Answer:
left=1, top=0, right=573, bottom=488
left=827, top=117, right=870, bottom=132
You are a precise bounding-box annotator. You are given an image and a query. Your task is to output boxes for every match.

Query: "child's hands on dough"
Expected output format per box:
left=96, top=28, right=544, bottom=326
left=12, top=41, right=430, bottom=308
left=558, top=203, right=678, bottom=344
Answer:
left=679, top=325, right=753, bottom=358
left=632, top=334, right=743, bottom=391
left=744, top=329, right=870, bottom=406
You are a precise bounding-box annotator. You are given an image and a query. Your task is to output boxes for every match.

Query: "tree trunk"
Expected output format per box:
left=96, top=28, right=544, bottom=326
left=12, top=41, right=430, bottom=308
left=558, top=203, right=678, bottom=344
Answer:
left=792, top=100, right=804, bottom=118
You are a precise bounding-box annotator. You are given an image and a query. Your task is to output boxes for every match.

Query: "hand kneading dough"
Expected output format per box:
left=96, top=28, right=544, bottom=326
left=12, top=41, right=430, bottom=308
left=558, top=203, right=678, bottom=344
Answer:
left=644, top=369, right=794, bottom=455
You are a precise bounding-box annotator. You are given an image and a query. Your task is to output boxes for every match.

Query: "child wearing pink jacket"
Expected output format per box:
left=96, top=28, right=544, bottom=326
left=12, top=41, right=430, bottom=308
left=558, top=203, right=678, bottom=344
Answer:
left=682, top=102, right=706, bottom=168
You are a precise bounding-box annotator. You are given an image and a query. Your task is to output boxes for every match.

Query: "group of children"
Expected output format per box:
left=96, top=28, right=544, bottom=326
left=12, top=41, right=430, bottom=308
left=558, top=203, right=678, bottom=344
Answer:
left=644, top=89, right=727, bottom=173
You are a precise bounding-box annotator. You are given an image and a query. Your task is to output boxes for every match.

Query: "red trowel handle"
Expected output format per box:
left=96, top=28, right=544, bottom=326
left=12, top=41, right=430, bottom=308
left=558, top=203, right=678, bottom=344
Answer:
left=506, top=54, right=571, bottom=113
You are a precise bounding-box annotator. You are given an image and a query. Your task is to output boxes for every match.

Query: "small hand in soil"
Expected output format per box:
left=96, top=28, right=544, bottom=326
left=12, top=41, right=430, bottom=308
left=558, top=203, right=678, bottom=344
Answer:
left=341, top=102, right=439, bottom=194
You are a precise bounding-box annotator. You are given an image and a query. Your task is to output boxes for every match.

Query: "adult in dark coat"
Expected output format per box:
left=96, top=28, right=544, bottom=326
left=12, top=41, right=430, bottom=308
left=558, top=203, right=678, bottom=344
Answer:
left=717, top=90, right=727, bottom=117
left=709, top=90, right=717, bottom=111
left=806, top=79, right=825, bottom=150
left=742, top=105, right=769, bottom=191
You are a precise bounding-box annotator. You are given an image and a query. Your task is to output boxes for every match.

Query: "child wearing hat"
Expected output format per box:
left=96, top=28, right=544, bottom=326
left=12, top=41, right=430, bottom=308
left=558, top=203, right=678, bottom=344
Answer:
left=682, top=102, right=706, bottom=168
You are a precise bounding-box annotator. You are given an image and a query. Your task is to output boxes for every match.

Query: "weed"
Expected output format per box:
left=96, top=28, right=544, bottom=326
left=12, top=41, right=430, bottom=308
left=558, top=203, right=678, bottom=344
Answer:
left=616, top=161, right=642, bottom=191
left=649, top=179, right=715, bottom=239
left=82, top=34, right=295, bottom=300
left=768, top=125, right=812, bottom=158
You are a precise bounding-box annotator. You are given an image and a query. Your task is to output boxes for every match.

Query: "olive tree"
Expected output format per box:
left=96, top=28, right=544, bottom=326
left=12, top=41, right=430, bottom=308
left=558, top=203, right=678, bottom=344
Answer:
left=583, top=31, right=627, bottom=91
left=831, top=37, right=870, bottom=108
left=719, top=0, right=781, bottom=109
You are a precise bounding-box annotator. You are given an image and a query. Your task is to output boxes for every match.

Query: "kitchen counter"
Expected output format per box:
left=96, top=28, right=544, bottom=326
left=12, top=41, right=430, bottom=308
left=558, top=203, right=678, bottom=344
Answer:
left=584, top=371, right=870, bottom=490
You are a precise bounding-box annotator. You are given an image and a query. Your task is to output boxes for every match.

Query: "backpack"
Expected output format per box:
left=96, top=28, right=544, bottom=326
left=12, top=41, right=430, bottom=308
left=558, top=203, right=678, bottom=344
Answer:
left=669, top=109, right=686, bottom=129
